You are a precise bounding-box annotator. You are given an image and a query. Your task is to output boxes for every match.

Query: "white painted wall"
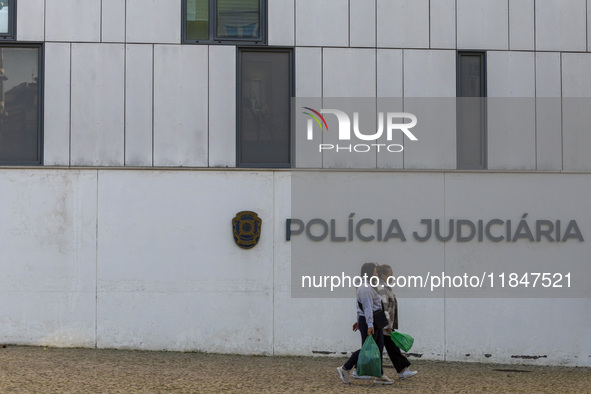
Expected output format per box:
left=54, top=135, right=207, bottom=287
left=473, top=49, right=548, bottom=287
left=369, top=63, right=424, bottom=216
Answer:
left=1, top=169, right=590, bottom=367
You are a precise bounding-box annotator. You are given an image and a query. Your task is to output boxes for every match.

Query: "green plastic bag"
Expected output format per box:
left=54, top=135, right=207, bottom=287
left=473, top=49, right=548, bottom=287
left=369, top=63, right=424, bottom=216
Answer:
left=357, top=336, right=382, bottom=377
left=391, top=331, right=414, bottom=352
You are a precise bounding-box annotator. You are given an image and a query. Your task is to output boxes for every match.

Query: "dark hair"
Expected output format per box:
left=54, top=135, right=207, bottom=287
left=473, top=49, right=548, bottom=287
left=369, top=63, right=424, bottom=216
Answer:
left=360, top=262, right=377, bottom=278
left=377, top=264, right=392, bottom=277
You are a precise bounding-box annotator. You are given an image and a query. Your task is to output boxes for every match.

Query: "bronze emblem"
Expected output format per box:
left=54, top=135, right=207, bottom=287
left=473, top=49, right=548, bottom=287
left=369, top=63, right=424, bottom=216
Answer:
left=232, top=211, right=262, bottom=249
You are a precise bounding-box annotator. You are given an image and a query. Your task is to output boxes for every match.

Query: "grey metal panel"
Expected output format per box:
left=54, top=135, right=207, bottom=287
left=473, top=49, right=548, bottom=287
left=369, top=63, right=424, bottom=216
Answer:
left=403, top=50, right=456, bottom=97
left=268, top=0, right=294, bottom=46
left=488, top=98, right=536, bottom=170
left=16, top=0, right=45, bottom=41
left=377, top=0, right=429, bottom=48
left=153, top=45, right=208, bottom=167
left=487, top=52, right=536, bottom=170
left=43, top=43, right=71, bottom=166
left=487, top=51, right=535, bottom=98
left=562, top=53, right=591, bottom=97
left=350, top=0, right=375, bottom=47
left=535, top=53, right=562, bottom=171
left=125, top=44, right=153, bottom=167
left=209, top=45, right=236, bottom=167
left=404, top=98, right=457, bottom=169
left=294, top=97, right=322, bottom=168
left=323, top=48, right=376, bottom=98
left=294, top=48, right=322, bottom=168
left=320, top=97, right=377, bottom=169
left=295, top=47, right=322, bottom=97
left=126, top=0, right=181, bottom=44
left=377, top=51, right=403, bottom=169
left=536, top=52, right=562, bottom=98
left=589, top=0, right=591, bottom=52
left=536, top=0, right=586, bottom=52
left=376, top=98, right=404, bottom=169
left=430, top=0, right=456, bottom=49
left=71, top=44, right=125, bottom=166
left=45, top=0, right=101, bottom=42
left=403, top=51, right=456, bottom=169
left=322, top=49, right=377, bottom=168
left=457, top=0, right=508, bottom=50
left=509, top=0, right=534, bottom=50
left=295, top=0, right=349, bottom=47
left=562, top=53, right=591, bottom=171
left=377, top=49, right=403, bottom=98
left=102, top=0, right=126, bottom=42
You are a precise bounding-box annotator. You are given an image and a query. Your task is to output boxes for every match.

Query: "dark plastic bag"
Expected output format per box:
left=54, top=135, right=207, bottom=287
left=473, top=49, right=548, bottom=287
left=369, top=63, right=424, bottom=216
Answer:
left=357, top=336, right=382, bottom=377
left=391, top=331, right=414, bottom=352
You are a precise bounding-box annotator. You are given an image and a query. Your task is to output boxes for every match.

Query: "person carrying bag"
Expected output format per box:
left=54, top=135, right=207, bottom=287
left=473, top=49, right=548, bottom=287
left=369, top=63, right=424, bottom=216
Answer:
left=336, top=263, right=393, bottom=385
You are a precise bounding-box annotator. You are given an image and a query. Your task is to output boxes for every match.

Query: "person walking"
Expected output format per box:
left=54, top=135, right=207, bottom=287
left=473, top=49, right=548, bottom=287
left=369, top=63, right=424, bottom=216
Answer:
left=376, top=264, right=418, bottom=380
left=336, top=262, right=393, bottom=385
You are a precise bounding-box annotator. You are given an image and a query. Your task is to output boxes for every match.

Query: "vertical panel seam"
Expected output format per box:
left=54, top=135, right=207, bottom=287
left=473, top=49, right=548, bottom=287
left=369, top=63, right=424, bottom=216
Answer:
left=123, top=44, right=127, bottom=166
left=348, top=0, right=351, bottom=48
left=402, top=49, right=405, bottom=168
left=69, top=43, right=73, bottom=167
left=455, top=0, right=458, bottom=49
left=271, top=173, right=275, bottom=356
left=207, top=45, right=211, bottom=167
left=95, top=170, right=99, bottom=349
left=560, top=52, right=564, bottom=171
left=443, top=173, right=447, bottom=362
left=100, top=0, right=103, bottom=42
left=152, top=45, right=155, bottom=166
left=507, top=0, right=511, bottom=50
left=429, top=0, right=431, bottom=48
left=321, top=47, right=324, bottom=168
left=534, top=51, right=537, bottom=170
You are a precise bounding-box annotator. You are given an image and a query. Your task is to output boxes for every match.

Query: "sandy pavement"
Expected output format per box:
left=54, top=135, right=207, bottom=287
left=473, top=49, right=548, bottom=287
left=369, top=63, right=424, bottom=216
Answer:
left=0, top=346, right=589, bottom=393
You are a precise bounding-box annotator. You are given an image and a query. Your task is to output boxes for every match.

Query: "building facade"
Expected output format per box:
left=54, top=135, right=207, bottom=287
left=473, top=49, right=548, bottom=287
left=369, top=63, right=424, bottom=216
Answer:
left=1, top=0, right=590, bottom=367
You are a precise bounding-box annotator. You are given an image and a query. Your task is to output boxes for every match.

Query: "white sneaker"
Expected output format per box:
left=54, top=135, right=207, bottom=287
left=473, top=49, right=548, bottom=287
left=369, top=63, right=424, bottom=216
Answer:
left=351, top=369, right=372, bottom=380
left=373, top=375, right=393, bottom=385
left=398, top=368, right=418, bottom=380
left=337, top=367, right=350, bottom=384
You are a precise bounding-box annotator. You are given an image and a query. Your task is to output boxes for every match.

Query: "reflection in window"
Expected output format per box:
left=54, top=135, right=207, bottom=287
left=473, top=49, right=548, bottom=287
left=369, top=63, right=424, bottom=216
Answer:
left=239, top=50, right=291, bottom=167
left=186, top=0, right=209, bottom=41
left=217, top=0, right=260, bottom=39
left=184, top=0, right=264, bottom=43
left=0, top=47, right=42, bottom=164
left=457, top=52, right=487, bottom=169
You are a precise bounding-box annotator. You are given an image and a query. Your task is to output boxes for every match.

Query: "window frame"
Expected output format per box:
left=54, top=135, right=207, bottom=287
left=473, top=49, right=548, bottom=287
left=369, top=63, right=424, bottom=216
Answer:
left=182, top=0, right=267, bottom=45
left=0, top=0, right=16, bottom=41
left=236, top=47, right=294, bottom=168
left=0, top=43, right=44, bottom=166
left=456, top=51, right=487, bottom=170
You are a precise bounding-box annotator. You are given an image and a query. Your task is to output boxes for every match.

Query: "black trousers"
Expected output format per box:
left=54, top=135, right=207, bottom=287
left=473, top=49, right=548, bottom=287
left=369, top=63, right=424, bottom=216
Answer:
left=343, top=315, right=384, bottom=375
left=383, top=333, right=411, bottom=373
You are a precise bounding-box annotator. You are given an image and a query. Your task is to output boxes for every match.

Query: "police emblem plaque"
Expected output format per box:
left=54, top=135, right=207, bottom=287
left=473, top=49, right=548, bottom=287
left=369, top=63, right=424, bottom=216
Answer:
left=232, top=211, right=262, bottom=249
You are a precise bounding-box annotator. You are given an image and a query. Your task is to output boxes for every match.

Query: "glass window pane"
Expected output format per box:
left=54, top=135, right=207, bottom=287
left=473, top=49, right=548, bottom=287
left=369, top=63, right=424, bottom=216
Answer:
left=186, top=0, right=209, bottom=40
left=458, top=54, right=485, bottom=169
left=0, top=48, right=40, bottom=163
left=217, top=0, right=260, bottom=39
left=459, top=55, right=482, bottom=97
left=0, top=2, right=9, bottom=34
left=240, top=51, right=290, bottom=165
left=458, top=98, right=483, bottom=167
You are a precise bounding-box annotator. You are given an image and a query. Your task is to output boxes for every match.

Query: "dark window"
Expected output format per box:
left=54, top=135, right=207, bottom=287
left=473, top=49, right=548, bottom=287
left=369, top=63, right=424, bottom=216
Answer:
left=0, top=0, right=15, bottom=40
left=457, top=51, right=487, bottom=169
left=0, top=45, right=43, bottom=165
left=237, top=49, right=292, bottom=167
left=184, top=0, right=266, bottom=44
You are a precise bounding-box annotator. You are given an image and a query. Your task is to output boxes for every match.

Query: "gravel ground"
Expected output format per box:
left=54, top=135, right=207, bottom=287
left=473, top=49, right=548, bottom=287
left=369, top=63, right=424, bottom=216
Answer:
left=0, top=346, right=589, bottom=393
